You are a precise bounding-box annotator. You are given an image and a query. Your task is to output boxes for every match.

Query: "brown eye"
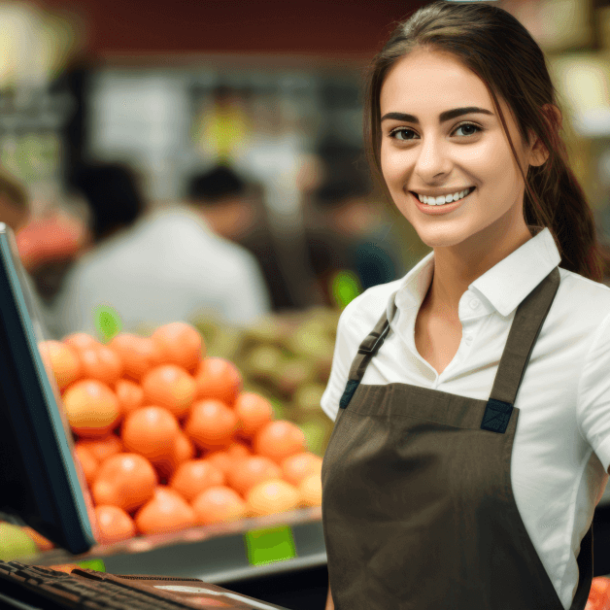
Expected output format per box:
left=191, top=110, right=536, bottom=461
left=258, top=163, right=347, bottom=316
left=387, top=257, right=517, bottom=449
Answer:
left=454, top=123, right=481, bottom=137
left=390, top=128, right=417, bottom=141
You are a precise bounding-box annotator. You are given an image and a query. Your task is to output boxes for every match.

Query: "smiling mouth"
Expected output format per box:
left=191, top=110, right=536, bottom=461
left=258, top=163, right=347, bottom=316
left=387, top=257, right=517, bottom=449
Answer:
left=412, top=186, right=476, bottom=206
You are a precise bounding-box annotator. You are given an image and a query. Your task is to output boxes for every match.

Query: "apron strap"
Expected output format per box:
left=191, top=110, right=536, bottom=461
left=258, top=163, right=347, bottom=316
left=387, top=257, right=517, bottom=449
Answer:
left=339, top=310, right=390, bottom=409
left=482, top=267, right=560, bottom=433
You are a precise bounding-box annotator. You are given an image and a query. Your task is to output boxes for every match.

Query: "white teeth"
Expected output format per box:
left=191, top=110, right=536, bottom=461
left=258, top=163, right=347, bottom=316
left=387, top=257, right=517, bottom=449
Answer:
left=417, top=188, right=473, bottom=206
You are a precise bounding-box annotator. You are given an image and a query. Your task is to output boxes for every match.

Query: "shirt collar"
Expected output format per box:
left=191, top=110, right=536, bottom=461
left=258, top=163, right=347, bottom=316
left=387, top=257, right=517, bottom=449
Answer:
left=390, top=227, right=561, bottom=319
left=470, top=228, right=560, bottom=316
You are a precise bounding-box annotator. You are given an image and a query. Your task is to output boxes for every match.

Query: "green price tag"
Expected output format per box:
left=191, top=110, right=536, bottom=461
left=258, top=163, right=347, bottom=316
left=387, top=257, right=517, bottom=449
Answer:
left=94, top=305, right=122, bottom=343
left=244, top=526, right=297, bottom=567
left=77, top=559, right=105, bottom=572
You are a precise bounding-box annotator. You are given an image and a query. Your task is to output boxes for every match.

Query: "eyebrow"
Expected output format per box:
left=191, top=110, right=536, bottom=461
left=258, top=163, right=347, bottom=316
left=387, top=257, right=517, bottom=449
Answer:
left=380, top=106, right=494, bottom=123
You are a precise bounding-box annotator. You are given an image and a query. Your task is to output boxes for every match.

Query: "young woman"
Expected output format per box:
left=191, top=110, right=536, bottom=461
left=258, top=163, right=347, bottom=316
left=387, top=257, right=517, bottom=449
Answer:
left=320, top=2, right=610, bottom=609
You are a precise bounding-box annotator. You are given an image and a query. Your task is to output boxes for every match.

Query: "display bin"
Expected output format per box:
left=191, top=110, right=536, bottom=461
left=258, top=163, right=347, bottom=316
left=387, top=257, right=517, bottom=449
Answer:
left=25, top=507, right=326, bottom=610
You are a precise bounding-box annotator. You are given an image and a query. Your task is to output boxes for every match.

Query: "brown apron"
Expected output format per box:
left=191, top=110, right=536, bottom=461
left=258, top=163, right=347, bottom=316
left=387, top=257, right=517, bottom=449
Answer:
left=322, top=267, right=593, bottom=609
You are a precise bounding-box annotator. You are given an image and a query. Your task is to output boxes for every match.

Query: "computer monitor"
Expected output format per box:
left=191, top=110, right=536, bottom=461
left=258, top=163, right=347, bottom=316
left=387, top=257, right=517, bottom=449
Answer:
left=0, top=222, right=96, bottom=554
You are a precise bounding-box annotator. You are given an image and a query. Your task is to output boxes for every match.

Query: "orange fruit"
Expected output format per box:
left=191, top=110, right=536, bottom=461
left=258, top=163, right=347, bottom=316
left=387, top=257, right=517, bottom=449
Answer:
left=227, top=441, right=251, bottom=460
left=173, top=431, right=196, bottom=463
left=194, top=358, right=242, bottom=406
left=281, top=452, right=323, bottom=487
left=152, top=322, right=204, bottom=373
left=95, top=505, right=136, bottom=544
left=22, top=527, right=55, bottom=551
left=121, top=406, right=180, bottom=466
left=77, top=434, right=123, bottom=463
left=92, top=453, right=157, bottom=513
left=191, top=486, right=247, bottom=525
left=79, top=344, right=123, bottom=386
left=253, top=420, right=306, bottom=463
left=185, top=399, right=238, bottom=450
left=62, top=379, right=121, bottom=438
left=246, top=479, right=300, bottom=517
left=170, top=459, right=225, bottom=502
left=135, top=486, right=196, bottom=536
left=298, top=473, right=322, bottom=507
left=115, top=379, right=144, bottom=416
left=63, top=332, right=99, bottom=351
left=156, top=431, right=197, bottom=480
left=227, top=455, right=282, bottom=497
left=141, top=365, right=196, bottom=419
left=205, top=450, right=234, bottom=477
left=73, top=443, right=98, bottom=486
left=38, top=340, right=82, bottom=390
left=108, top=334, right=162, bottom=381
left=234, top=392, right=273, bottom=438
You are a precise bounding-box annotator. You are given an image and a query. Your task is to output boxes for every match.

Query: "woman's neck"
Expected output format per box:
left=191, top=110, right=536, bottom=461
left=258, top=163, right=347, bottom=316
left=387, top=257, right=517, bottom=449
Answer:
left=427, top=216, right=533, bottom=315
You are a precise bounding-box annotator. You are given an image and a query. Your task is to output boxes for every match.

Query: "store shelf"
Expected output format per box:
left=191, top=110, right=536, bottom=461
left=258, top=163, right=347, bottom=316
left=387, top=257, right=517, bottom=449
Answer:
left=30, top=508, right=326, bottom=585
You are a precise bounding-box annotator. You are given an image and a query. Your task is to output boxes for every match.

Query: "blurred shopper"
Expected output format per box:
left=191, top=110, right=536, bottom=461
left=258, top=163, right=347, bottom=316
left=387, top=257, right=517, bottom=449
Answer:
left=52, top=162, right=270, bottom=337
left=187, top=164, right=305, bottom=311
left=308, top=170, right=404, bottom=304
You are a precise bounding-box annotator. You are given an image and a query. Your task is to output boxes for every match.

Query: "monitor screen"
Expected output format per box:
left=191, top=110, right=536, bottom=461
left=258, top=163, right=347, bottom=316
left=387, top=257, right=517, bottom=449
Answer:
left=0, top=222, right=96, bottom=555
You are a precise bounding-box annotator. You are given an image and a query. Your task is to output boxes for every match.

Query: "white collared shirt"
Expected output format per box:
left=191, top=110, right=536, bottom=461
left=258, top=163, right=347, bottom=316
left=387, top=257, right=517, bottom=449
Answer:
left=321, top=228, right=610, bottom=609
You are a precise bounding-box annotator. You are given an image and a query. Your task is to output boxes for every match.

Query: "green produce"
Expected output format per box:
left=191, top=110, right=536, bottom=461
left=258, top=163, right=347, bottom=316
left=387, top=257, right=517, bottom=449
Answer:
left=0, top=522, right=38, bottom=561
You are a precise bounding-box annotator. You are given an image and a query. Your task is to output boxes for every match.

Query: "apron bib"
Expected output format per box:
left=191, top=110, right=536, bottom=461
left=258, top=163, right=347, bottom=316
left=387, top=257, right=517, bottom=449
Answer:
left=322, top=268, right=593, bottom=610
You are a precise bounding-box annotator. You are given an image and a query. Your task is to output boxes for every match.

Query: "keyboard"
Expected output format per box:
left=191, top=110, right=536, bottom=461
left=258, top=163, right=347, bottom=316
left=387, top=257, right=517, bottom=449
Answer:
left=0, top=560, right=289, bottom=610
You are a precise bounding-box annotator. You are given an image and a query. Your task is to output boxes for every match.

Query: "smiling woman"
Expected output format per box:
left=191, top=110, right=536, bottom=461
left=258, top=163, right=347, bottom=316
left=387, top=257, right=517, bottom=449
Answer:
left=320, top=2, right=610, bottom=610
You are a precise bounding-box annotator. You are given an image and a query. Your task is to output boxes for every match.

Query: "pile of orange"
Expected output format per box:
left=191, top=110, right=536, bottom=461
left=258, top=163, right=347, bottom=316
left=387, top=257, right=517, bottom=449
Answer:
left=39, top=322, right=322, bottom=546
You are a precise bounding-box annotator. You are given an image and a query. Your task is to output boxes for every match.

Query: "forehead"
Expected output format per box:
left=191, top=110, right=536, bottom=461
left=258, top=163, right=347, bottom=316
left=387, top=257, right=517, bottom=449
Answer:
left=380, top=48, right=495, bottom=115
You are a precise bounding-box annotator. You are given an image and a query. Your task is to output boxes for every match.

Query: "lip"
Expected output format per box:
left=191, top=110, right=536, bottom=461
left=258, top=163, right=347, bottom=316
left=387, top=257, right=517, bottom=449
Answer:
left=410, top=187, right=475, bottom=215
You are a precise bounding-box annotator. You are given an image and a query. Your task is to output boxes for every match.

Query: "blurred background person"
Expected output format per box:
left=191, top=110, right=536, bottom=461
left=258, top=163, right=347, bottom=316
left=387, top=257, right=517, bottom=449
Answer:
left=308, top=173, right=405, bottom=305
left=50, top=161, right=271, bottom=338
left=304, top=142, right=407, bottom=306
left=187, top=164, right=305, bottom=311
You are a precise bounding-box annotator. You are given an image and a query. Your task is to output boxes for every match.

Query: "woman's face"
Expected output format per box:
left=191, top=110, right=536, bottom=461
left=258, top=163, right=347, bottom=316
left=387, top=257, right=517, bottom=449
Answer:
left=379, top=47, right=546, bottom=251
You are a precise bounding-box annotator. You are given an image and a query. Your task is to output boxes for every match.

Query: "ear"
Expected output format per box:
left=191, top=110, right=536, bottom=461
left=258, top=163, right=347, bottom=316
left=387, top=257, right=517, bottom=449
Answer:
left=528, top=104, right=562, bottom=168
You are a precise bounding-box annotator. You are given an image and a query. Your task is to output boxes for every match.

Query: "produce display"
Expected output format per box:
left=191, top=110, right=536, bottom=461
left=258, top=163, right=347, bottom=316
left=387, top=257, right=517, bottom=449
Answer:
left=193, top=307, right=341, bottom=457
left=587, top=577, right=610, bottom=610
left=0, top=322, right=323, bottom=554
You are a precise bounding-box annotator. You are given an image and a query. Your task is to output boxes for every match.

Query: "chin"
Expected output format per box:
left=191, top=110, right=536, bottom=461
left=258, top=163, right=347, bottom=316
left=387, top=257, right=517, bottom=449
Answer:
left=413, top=226, right=474, bottom=250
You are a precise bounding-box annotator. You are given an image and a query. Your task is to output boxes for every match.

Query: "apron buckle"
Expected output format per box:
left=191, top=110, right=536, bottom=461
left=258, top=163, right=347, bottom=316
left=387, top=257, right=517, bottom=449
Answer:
left=481, top=399, right=514, bottom=433
left=358, top=323, right=391, bottom=356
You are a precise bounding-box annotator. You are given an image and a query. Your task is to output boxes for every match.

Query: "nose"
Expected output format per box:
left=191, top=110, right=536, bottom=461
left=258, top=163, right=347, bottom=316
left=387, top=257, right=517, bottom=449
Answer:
left=413, top=134, right=452, bottom=181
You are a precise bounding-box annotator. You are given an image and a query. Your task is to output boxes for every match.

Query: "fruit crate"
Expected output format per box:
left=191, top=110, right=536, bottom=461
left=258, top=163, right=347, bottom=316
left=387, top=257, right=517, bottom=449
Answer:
left=22, top=508, right=325, bottom=586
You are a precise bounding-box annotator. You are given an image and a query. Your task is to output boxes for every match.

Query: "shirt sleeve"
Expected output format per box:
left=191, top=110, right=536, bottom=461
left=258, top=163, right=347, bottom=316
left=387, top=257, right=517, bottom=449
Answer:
left=577, top=310, right=610, bottom=472
left=320, top=297, right=369, bottom=422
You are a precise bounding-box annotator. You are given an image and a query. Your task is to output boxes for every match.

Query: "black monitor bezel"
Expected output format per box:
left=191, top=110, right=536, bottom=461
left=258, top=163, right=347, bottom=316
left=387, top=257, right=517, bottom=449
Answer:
left=0, top=223, right=95, bottom=555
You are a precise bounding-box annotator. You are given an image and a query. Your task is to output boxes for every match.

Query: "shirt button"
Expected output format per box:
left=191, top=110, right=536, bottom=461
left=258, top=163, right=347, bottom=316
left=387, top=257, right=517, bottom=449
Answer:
left=470, top=299, right=480, bottom=310
left=464, top=335, right=473, bottom=344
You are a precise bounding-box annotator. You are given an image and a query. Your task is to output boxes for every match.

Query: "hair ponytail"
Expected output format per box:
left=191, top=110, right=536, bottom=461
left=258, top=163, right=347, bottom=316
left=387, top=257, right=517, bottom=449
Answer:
left=523, top=118, right=602, bottom=280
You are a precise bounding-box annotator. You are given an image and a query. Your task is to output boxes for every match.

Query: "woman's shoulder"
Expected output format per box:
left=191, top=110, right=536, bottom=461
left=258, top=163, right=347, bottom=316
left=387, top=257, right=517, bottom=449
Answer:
left=553, top=269, right=610, bottom=335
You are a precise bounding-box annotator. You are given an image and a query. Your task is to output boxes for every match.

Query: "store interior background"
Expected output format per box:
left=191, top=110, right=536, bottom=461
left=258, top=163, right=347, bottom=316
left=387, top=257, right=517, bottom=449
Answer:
left=3, top=0, right=610, bottom=607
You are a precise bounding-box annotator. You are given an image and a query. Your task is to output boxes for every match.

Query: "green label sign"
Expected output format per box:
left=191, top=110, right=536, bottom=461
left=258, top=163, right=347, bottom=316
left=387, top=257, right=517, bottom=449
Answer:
left=77, top=558, right=106, bottom=572
left=244, top=526, right=297, bottom=567
left=94, top=305, right=122, bottom=343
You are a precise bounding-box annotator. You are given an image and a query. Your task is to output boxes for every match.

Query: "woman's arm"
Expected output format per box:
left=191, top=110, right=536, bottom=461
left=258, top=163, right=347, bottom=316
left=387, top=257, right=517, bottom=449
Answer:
left=325, top=584, right=334, bottom=610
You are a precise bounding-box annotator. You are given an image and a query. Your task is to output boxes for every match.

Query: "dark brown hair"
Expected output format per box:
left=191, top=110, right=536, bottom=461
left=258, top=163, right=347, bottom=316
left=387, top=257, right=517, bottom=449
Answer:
left=364, top=0, right=602, bottom=280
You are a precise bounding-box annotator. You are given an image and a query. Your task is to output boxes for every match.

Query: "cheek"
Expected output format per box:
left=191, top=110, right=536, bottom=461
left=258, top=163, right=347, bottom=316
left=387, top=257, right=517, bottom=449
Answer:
left=380, top=146, right=410, bottom=189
